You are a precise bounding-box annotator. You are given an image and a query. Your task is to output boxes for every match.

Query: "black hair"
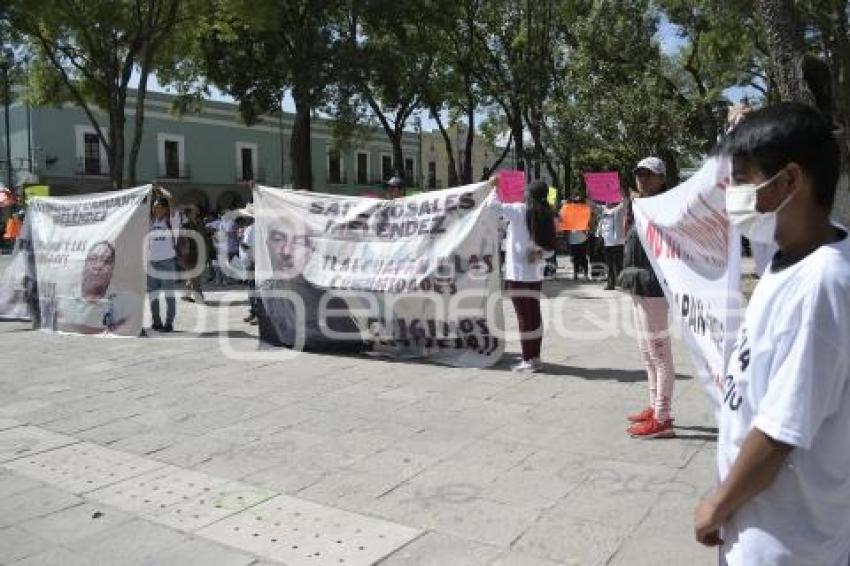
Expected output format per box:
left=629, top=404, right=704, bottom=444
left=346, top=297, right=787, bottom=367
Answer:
left=87, top=240, right=116, bottom=263
left=720, top=102, right=839, bottom=211
left=524, top=180, right=556, bottom=250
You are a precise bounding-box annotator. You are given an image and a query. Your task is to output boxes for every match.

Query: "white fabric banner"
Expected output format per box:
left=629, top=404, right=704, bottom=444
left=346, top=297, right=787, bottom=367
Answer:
left=252, top=182, right=505, bottom=367
left=631, top=157, right=742, bottom=409
left=0, top=215, right=37, bottom=321
left=28, top=185, right=152, bottom=336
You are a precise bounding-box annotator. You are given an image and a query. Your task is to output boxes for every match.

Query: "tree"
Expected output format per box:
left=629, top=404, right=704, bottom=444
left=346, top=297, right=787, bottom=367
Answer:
left=176, top=0, right=344, bottom=191
left=12, top=0, right=187, bottom=188
left=758, top=0, right=850, bottom=223
left=339, top=0, right=448, bottom=184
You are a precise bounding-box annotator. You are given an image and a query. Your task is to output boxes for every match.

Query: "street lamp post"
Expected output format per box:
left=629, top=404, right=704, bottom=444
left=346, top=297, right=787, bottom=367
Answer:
left=1, top=48, right=13, bottom=194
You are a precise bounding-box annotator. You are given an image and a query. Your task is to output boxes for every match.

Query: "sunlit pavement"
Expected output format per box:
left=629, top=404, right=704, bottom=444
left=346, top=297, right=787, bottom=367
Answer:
left=0, top=258, right=717, bottom=565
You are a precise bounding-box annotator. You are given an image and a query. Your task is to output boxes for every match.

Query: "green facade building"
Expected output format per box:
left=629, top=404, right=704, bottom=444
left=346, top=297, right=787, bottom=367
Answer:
left=0, top=90, right=420, bottom=211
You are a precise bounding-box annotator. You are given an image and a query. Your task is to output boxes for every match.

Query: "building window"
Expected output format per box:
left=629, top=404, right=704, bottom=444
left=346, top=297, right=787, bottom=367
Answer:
left=83, top=133, right=101, bottom=175
left=165, top=141, right=180, bottom=178
left=241, top=148, right=254, bottom=181
left=236, top=142, right=258, bottom=182
left=328, top=150, right=343, bottom=184
left=404, top=157, right=414, bottom=183
left=75, top=125, right=108, bottom=176
left=381, top=154, right=393, bottom=181
left=157, top=134, right=186, bottom=179
left=356, top=152, right=369, bottom=184
left=428, top=161, right=436, bottom=189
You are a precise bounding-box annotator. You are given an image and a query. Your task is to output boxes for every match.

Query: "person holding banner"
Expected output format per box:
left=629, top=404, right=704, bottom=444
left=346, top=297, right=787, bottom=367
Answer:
left=491, top=180, right=556, bottom=372
left=147, top=189, right=181, bottom=332
left=619, top=156, right=676, bottom=439
left=693, top=104, right=850, bottom=565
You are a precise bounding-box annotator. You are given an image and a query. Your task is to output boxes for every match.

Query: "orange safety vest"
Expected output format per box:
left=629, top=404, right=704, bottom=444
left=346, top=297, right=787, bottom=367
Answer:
left=3, top=217, right=22, bottom=240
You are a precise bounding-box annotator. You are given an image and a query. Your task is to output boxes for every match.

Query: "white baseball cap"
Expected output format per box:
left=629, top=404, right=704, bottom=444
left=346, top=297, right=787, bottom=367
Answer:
left=634, top=157, right=666, bottom=177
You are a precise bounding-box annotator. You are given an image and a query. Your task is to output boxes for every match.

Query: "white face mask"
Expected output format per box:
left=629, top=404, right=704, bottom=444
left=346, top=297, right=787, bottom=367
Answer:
left=725, top=171, right=794, bottom=243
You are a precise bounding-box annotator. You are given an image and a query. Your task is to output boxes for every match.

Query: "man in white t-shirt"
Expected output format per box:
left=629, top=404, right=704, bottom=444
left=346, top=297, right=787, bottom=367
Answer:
left=596, top=198, right=628, bottom=290
left=147, top=190, right=181, bottom=332
left=693, top=103, right=850, bottom=565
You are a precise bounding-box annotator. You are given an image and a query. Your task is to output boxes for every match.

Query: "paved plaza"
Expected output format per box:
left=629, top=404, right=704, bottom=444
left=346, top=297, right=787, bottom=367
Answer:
left=0, top=258, right=720, bottom=566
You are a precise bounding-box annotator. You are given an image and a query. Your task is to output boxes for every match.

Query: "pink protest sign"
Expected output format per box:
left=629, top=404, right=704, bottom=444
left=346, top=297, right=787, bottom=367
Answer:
left=584, top=172, right=622, bottom=203
left=498, top=170, right=526, bottom=203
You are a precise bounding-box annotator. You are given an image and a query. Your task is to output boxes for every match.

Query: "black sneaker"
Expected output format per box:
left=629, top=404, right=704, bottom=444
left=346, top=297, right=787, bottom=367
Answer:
left=162, top=323, right=174, bottom=333
left=151, top=322, right=164, bottom=331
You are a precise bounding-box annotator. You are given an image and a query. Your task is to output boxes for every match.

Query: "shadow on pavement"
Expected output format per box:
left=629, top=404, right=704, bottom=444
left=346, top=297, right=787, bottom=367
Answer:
left=673, top=424, right=719, bottom=442
left=537, top=363, right=693, bottom=382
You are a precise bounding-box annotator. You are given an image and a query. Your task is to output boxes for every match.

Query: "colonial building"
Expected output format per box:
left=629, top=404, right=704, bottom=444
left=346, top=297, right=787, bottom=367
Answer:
left=0, top=90, right=420, bottom=211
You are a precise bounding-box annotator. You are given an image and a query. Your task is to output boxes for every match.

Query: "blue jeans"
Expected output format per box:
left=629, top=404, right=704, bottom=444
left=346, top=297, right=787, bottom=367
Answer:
left=147, top=258, right=177, bottom=326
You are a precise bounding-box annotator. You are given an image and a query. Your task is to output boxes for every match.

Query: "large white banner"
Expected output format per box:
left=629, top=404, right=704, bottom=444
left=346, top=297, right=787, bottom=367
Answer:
left=253, top=182, right=505, bottom=367
left=27, top=185, right=151, bottom=336
left=632, top=158, right=742, bottom=409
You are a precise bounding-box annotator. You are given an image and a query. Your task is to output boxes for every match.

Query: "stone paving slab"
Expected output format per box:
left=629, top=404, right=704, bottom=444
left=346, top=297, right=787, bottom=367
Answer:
left=0, top=265, right=720, bottom=565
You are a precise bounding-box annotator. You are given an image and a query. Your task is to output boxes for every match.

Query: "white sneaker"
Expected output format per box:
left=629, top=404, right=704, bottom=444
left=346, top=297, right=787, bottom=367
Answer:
left=511, top=359, right=543, bottom=373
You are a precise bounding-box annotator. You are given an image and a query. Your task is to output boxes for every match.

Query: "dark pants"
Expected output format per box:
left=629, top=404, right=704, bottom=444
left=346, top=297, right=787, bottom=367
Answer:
left=570, top=242, right=588, bottom=277
left=507, top=280, right=543, bottom=361
left=147, top=258, right=177, bottom=326
left=247, top=277, right=257, bottom=317
left=604, top=245, right=624, bottom=289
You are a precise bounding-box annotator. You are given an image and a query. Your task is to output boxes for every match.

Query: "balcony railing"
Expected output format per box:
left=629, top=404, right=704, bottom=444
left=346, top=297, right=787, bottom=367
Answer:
left=157, top=162, right=192, bottom=181
left=235, top=167, right=266, bottom=183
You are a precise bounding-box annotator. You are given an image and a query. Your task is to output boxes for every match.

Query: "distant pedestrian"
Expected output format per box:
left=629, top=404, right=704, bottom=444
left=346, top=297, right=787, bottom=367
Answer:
left=596, top=197, right=627, bottom=290
left=386, top=176, right=405, bottom=200
left=147, top=189, right=181, bottom=332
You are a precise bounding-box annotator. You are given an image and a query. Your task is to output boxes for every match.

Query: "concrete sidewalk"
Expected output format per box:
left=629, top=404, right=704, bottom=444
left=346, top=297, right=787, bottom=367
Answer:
left=0, top=273, right=719, bottom=565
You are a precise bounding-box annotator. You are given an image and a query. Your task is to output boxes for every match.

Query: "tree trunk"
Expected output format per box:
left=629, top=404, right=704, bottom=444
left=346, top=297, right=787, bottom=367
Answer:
left=391, top=129, right=405, bottom=180
left=757, top=0, right=815, bottom=105
left=128, top=57, right=151, bottom=187
left=107, top=104, right=125, bottom=190
left=291, top=91, right=313, bottom=191
left=828, top=2, right=850, bottom=226
left=430, top=107, right=460, bottom=187
left=510, top=105, right=524, bottom=172
left=482, top=133, right=513, bottom=180
left=461, top=81, right=475, bottom=185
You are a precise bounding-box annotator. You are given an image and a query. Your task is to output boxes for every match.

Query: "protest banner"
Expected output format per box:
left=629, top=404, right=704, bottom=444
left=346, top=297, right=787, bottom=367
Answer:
left=584, top=172, right=622, bottom=203
left=559, top=203, right=591, bottom=232
left=498, top=170, right=525, bottom=203
left=631, top=157, right=741, bottom=409
left=252, top=182, right=504, bottom=367
left=0, top=215, right=36, bottom=321
left=21, top=185, right=152, bottom=336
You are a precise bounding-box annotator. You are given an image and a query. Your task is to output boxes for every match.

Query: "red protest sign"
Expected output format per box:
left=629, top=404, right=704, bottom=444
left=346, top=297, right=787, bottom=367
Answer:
left=498, top=170, right=525, bottom=203
left=584, top=172, right=622, bottom=203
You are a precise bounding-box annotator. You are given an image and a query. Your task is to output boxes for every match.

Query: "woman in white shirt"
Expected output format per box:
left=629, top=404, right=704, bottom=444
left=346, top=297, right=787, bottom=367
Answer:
left=492, top=180, right=557, bottom=372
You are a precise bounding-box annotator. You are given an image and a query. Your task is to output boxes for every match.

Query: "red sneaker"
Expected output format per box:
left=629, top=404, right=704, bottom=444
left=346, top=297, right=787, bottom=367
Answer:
left=628, top=417, right=674, bottom=439
left=626, top=406, right=654, bottom=423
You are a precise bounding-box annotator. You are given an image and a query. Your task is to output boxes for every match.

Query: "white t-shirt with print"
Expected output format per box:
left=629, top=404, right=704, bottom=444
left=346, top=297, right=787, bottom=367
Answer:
left=490, top=200, right=547, bottom=282
left=597, top=202, right=627, bottom=247
left=149, top=213, right=180, bottom=262
left=718, top=229, right=850, bottom=566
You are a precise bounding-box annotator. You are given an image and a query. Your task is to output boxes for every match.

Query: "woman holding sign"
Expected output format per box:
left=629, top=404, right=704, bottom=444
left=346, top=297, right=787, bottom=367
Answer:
left=619, top=157, right=675, bottom=439
left=491, top=179, right=557, bottom=373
